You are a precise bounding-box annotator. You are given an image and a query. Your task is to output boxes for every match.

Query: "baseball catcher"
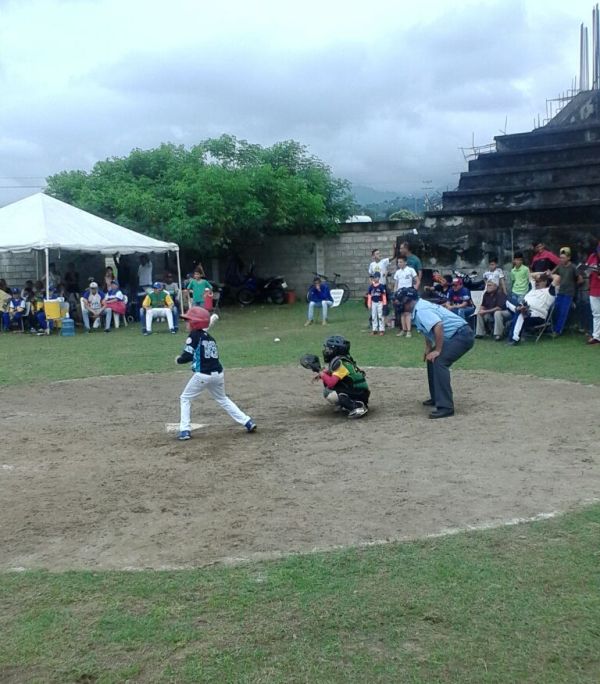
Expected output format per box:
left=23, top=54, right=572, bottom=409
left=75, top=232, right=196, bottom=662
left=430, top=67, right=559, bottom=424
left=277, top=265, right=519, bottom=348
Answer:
left=300, top=335, right=369, bottom=418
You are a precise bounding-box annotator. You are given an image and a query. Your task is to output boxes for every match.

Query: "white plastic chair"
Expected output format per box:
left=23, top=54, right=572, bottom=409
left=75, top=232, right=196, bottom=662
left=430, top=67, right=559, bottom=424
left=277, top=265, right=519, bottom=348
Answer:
left=330, top=289, right=345, bottom=308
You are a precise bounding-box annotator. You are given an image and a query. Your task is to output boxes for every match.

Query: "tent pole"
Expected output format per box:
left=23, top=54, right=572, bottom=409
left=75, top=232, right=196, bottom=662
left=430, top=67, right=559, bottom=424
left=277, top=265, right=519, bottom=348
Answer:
left=45, top=247, right=50, bottom=335
left=45, top=248, right=50, bottom=299
left=175, top=248, right=184, bottom=312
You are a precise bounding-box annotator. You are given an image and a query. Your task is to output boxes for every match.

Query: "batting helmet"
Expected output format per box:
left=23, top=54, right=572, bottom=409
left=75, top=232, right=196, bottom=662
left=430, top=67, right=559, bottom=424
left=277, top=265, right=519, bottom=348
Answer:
left=180, top=306, right=210, bottom=330
left=152, top=281, right=163, bottom=289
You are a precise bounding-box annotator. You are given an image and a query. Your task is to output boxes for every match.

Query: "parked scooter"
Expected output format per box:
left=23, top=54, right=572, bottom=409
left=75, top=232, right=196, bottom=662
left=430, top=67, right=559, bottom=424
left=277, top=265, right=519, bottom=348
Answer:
left=452, top=269, right=485, bottom=291
left=236, top=264, right=288, bottom=305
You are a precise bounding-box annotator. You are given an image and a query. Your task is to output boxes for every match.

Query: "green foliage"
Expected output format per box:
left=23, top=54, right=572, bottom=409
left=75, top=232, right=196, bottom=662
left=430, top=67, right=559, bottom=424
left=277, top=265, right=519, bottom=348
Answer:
left=389, top=208, right=421, bottom=220
left=45, top=137, right=355, bottom=255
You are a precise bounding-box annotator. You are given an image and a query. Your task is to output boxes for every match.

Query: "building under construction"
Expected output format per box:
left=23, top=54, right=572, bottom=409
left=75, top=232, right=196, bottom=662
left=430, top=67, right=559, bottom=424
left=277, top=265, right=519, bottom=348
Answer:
left=420, top=8, right=600, bottom=269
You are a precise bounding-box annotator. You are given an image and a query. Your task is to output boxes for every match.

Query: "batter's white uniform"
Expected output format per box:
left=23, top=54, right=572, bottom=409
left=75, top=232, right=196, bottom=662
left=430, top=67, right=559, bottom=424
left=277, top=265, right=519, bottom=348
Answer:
left=177, top=315, right=251, bottom=431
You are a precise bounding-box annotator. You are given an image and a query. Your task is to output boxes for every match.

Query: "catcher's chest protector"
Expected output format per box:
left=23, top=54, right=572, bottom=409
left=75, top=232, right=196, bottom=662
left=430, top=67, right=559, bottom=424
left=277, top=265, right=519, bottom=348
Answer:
left=328, top=356, right=368, bottom=390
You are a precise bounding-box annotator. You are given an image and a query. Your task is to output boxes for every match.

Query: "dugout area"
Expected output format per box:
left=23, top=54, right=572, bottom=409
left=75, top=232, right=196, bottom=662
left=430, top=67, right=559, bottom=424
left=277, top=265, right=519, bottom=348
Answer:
left=1, top=367, right=599, bottom=571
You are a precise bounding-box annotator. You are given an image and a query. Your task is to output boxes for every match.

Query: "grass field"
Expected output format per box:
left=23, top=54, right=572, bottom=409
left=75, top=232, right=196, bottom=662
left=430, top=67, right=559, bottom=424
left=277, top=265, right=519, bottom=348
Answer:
left=1, top=301, right=599, bottom=683
left=1, top=301, right=598, bottom=386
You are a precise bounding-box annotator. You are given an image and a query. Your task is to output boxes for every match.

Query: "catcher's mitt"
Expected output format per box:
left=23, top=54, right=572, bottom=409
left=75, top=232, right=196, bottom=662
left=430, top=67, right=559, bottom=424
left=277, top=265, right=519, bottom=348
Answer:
left=300, top=353, right=321, bottom=373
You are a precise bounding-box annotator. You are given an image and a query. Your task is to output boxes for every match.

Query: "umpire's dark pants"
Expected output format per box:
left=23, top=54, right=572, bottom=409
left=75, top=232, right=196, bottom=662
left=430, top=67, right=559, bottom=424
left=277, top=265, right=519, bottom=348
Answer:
left=427, top=325, right=474, bottom=410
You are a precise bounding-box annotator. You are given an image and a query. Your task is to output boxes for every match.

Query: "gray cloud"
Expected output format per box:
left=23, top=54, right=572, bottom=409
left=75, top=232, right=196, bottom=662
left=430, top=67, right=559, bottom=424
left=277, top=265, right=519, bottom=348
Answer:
left=0, top=0, right=591, bottom=202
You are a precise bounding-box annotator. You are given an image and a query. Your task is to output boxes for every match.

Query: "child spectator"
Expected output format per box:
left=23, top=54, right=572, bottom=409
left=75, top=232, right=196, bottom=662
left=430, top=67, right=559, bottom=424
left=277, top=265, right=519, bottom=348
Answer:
left=509, top=252, right=530, bottom=305
left=2, top=288, right=26, bottom=331
left=305, top=277, right=334, bottom=326
left=424, top=271, right=452, bottom=304
left=187, top=269, right=213, bottom=308
left=367, top=272, right=387, bottom=335
left=483, top=256, right=507, bottom=293
left=444, top=277, right=475, bottom=321
left=393, top=256, right=417, bottom=337
left=103, top=266, right=116, bottom=293
left=104, top=280, right=126, bottom=330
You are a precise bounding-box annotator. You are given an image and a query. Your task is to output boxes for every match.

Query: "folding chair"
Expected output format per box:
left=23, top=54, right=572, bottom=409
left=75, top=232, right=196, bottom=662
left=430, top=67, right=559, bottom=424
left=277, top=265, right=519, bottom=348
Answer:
left=533, top=303, right=555, bottom=342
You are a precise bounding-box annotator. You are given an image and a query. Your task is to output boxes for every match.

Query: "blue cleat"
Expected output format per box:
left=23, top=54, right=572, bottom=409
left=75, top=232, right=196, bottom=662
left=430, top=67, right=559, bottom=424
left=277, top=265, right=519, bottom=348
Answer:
left=177, top=430, right=191, bottom=441
left=245, top=419, right=257, bottom=433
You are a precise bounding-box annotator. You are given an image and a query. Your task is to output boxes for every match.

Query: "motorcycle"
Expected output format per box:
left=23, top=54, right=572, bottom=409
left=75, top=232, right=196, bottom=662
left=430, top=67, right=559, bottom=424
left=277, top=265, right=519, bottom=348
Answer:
left=236, top=264, right=288, bottom=305
left=453, top=269, right=485, bottom=291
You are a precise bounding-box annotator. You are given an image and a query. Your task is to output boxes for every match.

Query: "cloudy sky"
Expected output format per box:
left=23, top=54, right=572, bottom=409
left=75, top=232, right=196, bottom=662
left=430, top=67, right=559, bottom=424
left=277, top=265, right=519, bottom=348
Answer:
left=0, top=0, right=594, bottom=204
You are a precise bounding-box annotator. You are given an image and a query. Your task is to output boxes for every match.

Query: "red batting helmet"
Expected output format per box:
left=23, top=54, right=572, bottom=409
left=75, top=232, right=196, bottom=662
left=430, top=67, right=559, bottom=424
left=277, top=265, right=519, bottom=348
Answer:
left=180, top=306, right=210, bottom=330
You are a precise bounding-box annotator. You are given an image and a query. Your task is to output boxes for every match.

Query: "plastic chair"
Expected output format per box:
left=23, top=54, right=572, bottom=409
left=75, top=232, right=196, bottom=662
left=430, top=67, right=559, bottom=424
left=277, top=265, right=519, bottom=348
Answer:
left=330, top=289, right=345, bottom=307
left=113, top=295, right=129, bottom=328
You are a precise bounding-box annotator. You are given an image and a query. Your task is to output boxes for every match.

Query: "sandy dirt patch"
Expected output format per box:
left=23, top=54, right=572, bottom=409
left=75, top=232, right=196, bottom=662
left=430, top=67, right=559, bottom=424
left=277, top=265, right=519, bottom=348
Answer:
left=1, top=367, right=598, bottom=570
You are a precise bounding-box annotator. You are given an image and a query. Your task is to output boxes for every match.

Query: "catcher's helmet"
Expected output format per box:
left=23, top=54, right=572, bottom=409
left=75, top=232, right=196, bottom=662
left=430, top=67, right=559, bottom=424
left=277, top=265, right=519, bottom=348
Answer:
left=395, top=287, right=419, bottom=309
left=323, top=335, right=350, bottom=362
left=180, top=306, right=210, bottom=330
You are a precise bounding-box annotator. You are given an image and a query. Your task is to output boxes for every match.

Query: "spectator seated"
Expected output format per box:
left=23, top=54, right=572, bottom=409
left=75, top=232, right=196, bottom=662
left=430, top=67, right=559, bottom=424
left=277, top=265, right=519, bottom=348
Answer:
left=80, top=282, right=111, bottom=333
left=506, top=274, right=558, bottom=345
left=141, top=282, right=176, bottom=335
left=475, top=281, right=511, bottom=340
left=2, top=288, right=27, bottom=332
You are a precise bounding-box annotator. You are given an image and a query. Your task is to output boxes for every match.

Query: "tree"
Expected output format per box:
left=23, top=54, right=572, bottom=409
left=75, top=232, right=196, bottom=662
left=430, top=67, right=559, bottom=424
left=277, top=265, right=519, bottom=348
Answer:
left=45, top=137, right=355, bottom=255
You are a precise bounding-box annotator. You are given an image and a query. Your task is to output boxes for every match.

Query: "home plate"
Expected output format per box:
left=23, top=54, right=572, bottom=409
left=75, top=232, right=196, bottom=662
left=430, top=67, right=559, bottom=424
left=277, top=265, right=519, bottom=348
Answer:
left=165, top=423, right=207, bottom=433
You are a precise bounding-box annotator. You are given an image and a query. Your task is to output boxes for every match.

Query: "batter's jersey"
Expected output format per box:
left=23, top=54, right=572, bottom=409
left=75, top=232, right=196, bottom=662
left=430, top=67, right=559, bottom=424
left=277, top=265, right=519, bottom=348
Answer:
left=177, top=329, right=224, bottom=374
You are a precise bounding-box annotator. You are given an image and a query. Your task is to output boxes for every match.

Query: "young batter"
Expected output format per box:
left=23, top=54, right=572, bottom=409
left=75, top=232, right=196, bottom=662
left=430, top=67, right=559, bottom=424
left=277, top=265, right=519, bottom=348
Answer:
left=176, top=307, right=257, bottom=440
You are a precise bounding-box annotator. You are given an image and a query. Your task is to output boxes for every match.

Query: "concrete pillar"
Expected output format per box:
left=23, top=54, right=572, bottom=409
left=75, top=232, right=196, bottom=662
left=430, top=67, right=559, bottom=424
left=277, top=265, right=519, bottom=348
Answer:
left=315, top=240, right=325, bottom=275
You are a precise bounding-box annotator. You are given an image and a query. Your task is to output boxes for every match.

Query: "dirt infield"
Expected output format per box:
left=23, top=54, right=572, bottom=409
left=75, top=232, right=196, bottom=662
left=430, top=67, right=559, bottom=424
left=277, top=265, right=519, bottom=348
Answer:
left=1, top=367, right=599, bottom=571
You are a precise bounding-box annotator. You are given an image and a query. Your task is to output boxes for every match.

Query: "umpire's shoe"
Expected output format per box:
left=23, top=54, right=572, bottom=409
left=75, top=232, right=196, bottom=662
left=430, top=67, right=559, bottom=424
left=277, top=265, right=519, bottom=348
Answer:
left=177, top=430, right=191, bottom=440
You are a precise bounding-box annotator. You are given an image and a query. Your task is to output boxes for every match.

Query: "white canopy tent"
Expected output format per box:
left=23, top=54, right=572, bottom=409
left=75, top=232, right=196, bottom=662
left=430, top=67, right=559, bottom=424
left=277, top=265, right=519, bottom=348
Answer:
left=0, top=192, right=182, bottom=299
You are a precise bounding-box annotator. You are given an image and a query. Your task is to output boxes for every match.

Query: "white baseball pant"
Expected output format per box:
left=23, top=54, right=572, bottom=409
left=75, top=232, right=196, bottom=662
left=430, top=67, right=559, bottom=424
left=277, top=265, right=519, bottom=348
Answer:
left=145, top=307, right=174, bottom=332
left=371, top=301, right=384, bottom=332
left=591, top=295, right=600, bottom=341
left=179, top=371, right=250, bottom=431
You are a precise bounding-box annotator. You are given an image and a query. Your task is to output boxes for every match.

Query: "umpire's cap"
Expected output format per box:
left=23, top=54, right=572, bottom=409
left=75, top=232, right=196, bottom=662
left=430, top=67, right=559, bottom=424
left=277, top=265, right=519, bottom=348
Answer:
left=395, top=287, right=419, bottom=309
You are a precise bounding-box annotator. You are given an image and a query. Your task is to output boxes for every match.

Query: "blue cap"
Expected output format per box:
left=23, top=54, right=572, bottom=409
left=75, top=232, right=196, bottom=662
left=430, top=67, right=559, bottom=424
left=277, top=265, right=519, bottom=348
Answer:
left=11, top=287, right=20, bottom=294
left=152, top=281, right=163, bottom=289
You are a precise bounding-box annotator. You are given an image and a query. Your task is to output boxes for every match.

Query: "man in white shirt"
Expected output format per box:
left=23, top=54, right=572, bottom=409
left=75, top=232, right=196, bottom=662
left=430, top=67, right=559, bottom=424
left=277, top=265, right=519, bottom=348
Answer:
left=506, top=273, right=558, bottom=345
left=137, top=255, right=153, bottom=289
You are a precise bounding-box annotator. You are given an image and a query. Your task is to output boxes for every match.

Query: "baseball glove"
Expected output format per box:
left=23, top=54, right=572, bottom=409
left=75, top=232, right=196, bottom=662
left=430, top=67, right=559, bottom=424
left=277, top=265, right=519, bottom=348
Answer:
left=299, top=353, right=321, bottom=373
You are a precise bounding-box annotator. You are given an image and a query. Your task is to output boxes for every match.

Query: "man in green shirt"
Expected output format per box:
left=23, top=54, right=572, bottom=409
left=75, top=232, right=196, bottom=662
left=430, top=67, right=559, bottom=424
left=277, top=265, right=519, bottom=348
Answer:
left=509, top=252, right=530, bottom=305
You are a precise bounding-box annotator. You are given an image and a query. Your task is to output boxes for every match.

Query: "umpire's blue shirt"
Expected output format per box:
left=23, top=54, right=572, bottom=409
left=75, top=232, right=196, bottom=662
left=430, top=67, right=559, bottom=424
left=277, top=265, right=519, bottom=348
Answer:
left=412, top=299, right=468, bottom=342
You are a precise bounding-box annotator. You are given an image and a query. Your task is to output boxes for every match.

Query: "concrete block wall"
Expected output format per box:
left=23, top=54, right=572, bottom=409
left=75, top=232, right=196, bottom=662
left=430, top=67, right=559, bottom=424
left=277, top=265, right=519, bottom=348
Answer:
left=0, top=252, right=38, bottom=285
left=240, top=220, right=418, bottom=298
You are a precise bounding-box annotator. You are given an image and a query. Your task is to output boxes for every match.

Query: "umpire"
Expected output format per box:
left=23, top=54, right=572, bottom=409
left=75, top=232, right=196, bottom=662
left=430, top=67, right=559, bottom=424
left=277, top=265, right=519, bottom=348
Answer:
left=396, top=287, right=475, bottom=418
